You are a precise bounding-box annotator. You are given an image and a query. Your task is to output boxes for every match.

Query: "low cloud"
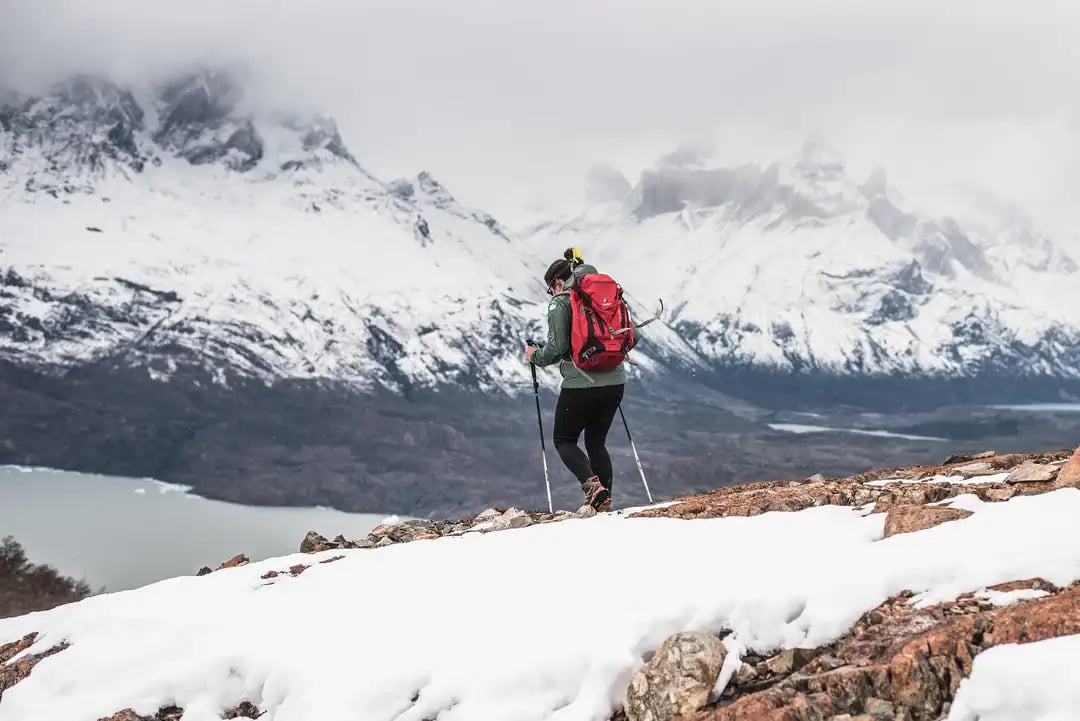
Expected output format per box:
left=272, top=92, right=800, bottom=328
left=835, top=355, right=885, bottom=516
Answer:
left=2, top=0, right=1078, bottom=235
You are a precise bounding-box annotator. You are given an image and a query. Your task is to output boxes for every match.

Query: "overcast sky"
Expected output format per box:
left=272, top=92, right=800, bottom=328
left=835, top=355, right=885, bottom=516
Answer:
left=2, top=0, right=1079, bottom=233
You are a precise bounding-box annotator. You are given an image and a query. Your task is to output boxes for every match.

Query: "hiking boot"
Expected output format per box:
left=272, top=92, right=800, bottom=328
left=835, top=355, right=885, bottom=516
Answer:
left=580, top=476, right=610, bottom=511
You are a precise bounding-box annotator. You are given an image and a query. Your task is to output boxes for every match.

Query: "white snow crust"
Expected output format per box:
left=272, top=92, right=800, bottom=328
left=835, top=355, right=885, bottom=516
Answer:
left=948, top=634, right=1080, bottom=721
left=3, top=489, right=1080, bottom=721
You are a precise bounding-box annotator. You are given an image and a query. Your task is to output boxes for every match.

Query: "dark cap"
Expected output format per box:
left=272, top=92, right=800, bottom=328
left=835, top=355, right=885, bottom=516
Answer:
left=544, top=259, right=572, bottom=286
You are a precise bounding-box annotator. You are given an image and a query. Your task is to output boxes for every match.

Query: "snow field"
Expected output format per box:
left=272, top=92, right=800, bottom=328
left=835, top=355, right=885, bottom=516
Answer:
left=2, top=491, right=1080, bottom=720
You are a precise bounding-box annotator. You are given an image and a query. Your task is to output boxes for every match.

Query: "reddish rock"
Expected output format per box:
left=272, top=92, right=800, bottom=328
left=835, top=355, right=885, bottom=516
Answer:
left=631, top=479, right=878, bottom=521
left=319, top=555, right=346, bottom=564
left=288, top=564, right=309, bottom=577
left=882, top=505, right=973, bottom=538
left=986, top=578, right=1058, bottom=594
left=261, top=570, right=279, bottom=579
left=1054, top=445, right=1080, bottom=488
left=300, top=531, right=332, bottom=553
left=97, top=711, right=147, bottom=721
left=0, top=634, right=35, bottom=665
left=1004, top=461, right=1058, bottom=483
left=681, top=586, right=1080, bottom=721
left=980, top=486, right=1017, bottom=502
left=225, top=701, right=264, bottom=718
left=97, top=707, right=183, bottom=721
left=216, top=554, right=249, bottom=571
left=1, top=634, right=70, bottom=700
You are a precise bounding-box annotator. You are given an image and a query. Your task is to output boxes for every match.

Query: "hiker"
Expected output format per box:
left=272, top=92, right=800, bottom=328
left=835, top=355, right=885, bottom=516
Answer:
left=525, top=250, right=627, bottom=512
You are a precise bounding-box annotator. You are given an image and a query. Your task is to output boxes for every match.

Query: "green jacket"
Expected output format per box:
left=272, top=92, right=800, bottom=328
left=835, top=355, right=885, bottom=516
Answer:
left=530, top=264, right=628, bottom=389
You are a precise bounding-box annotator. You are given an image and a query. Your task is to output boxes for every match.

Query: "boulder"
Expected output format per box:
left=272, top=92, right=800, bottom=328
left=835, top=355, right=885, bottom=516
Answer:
left=1004, top=461, right=1057, bottom=483
left=951, top=461, right=995, bottom=477
left=216, top=554, right=249, bottom=570
left=300, top=531, right=331, bottom=553
left=863, top=697, right=895, bottom=719
left=883, top=505, right=972, bottom=538
left=1054, top=445, right=1080, bottom=488
left=763, top=647, right=818, bottom=676
left=494, top=508, right=534, bottom=530
left=623, top=632, right=727, bottom=721
left=943, top=450, right=995, bottom=465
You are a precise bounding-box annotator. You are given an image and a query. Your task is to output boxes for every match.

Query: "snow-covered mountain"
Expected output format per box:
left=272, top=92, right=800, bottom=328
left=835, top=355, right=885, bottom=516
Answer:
left=529, top=137, right=1080, bottom=388
left=0, top=70, right=573, bottom=394
left=4, top=71, right=1079, bottom=405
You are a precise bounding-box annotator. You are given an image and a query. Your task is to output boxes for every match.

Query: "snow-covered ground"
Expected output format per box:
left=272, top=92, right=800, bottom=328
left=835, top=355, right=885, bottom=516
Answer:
left=950, top=634, right=1080, bottom=721
left=3, top=489, right=1080, bottom=721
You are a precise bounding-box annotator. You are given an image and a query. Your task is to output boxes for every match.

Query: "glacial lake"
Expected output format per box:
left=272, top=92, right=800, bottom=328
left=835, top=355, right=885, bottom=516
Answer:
left=0, top=466, right=389, bottom=592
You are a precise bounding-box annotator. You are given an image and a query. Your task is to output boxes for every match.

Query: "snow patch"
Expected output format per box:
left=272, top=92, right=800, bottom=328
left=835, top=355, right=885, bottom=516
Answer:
left=975, top=588, right=1050, bottom=607
left=768, top=423, right=948, bottom=442
left=866, top=472, right=1011, bottom=488
left=948, top=634, right=1080, bottom=721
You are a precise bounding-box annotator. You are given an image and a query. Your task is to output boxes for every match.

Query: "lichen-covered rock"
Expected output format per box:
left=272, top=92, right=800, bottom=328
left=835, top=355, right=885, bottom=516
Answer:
left=623, top=632, right=727, bottom=721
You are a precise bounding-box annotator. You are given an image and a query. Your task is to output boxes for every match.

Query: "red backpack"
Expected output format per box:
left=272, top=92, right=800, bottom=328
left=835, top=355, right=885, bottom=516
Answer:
left=567, top=272, right=637, bottom=373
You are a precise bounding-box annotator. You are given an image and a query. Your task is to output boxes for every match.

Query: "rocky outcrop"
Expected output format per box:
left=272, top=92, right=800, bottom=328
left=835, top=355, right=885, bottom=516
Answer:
left=630, top=447, right=1079, bottom=523
left=677, top=584, right=1080, bottom=721
left=882, top=505, right=972, bottom=538
left=97, top=702, right=263, bottom=720
left=298, top=506, right=587, bottom=554
left=624, top=633, right=728, bottom=721
left=196, top=554, right=250, bottom=576
left=0, top=633, right=69, bottom=700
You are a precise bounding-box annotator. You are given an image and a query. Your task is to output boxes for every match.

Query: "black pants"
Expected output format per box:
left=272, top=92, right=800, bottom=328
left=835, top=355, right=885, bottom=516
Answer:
left=553, top=384, right=625, bottom=491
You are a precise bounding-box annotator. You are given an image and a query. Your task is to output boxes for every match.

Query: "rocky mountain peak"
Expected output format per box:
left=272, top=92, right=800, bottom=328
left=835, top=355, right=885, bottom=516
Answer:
left=152, top=70, right=262, bottom=172
left=0, top=68, right=362, bottom=182
left=0, top=74, right=152, bottom=184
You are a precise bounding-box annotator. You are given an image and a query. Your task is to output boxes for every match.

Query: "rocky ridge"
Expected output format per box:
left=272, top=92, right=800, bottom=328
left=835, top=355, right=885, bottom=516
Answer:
left=3, top=445, right=1080, bottom=719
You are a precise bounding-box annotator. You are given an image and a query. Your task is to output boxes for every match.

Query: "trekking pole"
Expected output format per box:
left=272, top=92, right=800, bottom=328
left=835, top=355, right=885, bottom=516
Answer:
left=618, top=405, right=653, bottom=503
left=529, top=359, right=554, bottom=514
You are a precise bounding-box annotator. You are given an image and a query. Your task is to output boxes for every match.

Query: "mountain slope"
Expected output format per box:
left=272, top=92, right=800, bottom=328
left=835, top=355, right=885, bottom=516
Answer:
left=0, top=71, right=564, bottom=394
left=528, top=138, right=1080, bottom=397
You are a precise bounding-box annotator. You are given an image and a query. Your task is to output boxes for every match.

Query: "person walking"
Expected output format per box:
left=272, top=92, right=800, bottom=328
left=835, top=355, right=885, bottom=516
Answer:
left=525, top=250, right=627, bottom=512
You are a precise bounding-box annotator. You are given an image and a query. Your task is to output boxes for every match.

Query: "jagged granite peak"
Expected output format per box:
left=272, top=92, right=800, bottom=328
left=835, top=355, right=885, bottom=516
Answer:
left=0, top=68, right=366, bottom=183
left=152, top=70, right=263, bottom=172
left=0, top=74, right=151, bottom=182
